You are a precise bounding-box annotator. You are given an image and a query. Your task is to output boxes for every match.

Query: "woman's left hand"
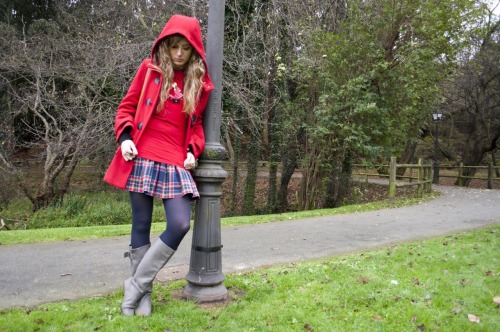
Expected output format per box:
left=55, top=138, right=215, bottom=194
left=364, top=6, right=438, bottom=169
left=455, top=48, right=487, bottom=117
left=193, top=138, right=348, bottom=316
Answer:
left=184, top=152, right=196, bottom=170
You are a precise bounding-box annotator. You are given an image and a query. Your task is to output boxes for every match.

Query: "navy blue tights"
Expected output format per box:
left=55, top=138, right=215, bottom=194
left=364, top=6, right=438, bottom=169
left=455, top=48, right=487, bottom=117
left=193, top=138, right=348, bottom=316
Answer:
left=129, top=192, right=191, bottom=250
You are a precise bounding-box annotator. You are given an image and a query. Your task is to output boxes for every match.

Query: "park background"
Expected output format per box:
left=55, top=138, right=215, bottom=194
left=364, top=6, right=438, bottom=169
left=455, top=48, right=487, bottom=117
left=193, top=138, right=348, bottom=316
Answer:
left=0, top=2, right=499, bottom=331
left=0, top=0, right=499, bottom=228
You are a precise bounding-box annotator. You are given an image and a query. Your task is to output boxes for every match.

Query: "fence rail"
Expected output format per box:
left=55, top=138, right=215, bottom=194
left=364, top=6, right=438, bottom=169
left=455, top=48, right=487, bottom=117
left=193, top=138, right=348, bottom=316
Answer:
left=353, top=157, right=433, bottom=198
left=354, top=158, right=500, bottom=193
left=438, top=162, right=499, bottom=189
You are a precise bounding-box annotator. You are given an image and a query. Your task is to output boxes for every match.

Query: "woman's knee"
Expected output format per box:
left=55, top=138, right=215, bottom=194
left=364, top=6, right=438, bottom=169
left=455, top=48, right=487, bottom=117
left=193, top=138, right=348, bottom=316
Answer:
left=170, top=217, right=191, bottom=236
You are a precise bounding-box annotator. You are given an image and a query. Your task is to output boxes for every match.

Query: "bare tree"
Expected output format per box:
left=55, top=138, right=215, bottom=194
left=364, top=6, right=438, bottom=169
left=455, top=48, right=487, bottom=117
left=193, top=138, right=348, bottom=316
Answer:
left=0, top=1, right=149, bottom=210
left=444, top=19, right=500, bottom=185
left=222, top=0, right=347, bottom=213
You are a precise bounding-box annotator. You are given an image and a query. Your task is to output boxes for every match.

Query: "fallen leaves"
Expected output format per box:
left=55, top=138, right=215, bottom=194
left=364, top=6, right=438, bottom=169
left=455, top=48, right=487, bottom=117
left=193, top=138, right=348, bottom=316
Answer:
left=410, top=315, right=423, bottom=330
left=356, top=277, right=370, bottom=284
left=459, top=278, right=470, bottom=286
left=467, top=314, right=480, bottom=323
left=303, top=323, right=314, bottom=331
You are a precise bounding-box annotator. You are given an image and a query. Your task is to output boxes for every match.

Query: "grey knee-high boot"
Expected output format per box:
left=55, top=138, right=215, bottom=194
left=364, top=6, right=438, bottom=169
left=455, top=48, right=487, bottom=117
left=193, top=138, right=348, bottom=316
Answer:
left=121, top=240, right=175, bottom=316
left=124, top=243, right=152, bottom=316
left=125, top=243, right=151, bottom=275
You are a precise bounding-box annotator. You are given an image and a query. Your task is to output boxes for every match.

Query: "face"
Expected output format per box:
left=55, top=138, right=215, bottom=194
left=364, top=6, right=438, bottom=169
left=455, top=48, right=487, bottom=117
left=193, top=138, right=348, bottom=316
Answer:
left=169, top=38, right=193, bottom=69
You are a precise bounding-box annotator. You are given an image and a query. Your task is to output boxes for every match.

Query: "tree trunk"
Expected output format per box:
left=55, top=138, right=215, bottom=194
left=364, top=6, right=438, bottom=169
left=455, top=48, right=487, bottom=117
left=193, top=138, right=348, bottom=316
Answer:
left=456, top=140, right=485, bottom=186
left=323, top=150, right=353, bottom=208
left=277, top=144, right=298, bottom=212
left=397, top=140, right=417, bottom=177
left=492, top=148, right=500, bottom=177
left=228, top=128, right=241, bottom=216
left=242, top=132, right=260, bottom=215
left=265, top=65, right=278, bottom=213
left=456, top=110, right=500, bottom=186
left=266, top=111, right=279, bottom=213
left=299, top=151, right=323, bottom=210
left=323, top=173, right=337, bottom=209
left=267, top=159, right=278, bottom=213
left=334, top=150, right=353, bottom=208
left=276, top=75, right=301, bottom=213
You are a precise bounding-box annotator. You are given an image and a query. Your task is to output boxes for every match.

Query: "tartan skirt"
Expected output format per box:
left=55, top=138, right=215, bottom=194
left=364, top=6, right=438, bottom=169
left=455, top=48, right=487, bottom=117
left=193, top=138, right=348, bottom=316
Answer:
left=125, top=157, right=199, bottom=199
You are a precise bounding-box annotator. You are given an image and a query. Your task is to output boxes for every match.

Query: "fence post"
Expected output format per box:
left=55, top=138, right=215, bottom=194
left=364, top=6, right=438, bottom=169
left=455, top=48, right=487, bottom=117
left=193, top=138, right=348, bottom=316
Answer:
left=488, top=162, right=493, bottom=189
left=423, top=160, right=429, bottom=192
left=389, top=157, right=397, bottom=199
left=417, top=158, right=423, bottom=197
left=426, top=162, right=432, bottom=193
left=457, top=162, right=464, bottom=186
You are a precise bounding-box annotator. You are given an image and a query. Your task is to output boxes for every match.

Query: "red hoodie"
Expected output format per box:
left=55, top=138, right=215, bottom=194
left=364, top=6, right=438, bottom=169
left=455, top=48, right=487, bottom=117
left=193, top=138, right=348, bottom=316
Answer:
left=104, top=15, right=214, bottom=189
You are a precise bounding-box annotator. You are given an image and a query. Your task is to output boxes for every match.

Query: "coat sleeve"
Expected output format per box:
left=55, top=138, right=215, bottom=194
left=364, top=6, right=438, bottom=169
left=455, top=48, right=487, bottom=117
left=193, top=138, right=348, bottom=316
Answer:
left=188, top=90, right=210, bottom=159
left=114, top=60, right=150, bottom=142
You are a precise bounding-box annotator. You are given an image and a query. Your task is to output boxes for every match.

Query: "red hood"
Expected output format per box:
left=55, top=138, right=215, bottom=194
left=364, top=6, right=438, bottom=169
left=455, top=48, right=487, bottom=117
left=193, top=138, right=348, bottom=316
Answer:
left=152, top=15, right=206, bottom=60
left=152, top=15, right=213, bottom=91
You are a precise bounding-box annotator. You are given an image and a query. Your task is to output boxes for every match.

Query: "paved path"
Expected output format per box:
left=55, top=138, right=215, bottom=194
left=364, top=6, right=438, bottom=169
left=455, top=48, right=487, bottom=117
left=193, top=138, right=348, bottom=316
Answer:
left=0, top=185, right=499, bottom=310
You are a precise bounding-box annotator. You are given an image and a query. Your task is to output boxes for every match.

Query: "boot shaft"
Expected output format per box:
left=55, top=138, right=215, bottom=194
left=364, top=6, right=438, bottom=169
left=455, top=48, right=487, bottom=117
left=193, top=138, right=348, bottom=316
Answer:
left=125, top=243, right=151, bottom=275
left=132, top=239, right=176, bottom=292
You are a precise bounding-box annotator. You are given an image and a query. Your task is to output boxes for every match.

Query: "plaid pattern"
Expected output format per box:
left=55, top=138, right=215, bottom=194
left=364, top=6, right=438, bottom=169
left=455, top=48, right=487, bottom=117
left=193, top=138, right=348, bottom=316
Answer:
left=125, top=157, right=199, bottom=199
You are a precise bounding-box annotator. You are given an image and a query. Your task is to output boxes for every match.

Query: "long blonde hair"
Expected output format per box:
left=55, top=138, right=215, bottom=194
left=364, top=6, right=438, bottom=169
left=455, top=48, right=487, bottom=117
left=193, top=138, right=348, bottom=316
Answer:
left=153, top=35, right=206, bottom=116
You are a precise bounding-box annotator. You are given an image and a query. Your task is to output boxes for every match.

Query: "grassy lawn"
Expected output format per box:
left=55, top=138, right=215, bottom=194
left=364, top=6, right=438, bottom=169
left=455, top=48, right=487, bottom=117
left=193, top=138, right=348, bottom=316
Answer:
left=0, top=224, right=498, bottom=331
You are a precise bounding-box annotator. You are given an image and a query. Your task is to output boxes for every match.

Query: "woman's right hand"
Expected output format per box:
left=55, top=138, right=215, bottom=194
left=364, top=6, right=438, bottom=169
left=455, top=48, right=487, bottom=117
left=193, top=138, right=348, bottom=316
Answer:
left=121, top=140, right=138, bottom=161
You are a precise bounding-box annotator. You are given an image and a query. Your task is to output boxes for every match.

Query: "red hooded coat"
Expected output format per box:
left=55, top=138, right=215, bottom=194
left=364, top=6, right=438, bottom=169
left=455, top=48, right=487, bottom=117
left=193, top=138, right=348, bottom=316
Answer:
left=103, top=15, right=213, bottom=189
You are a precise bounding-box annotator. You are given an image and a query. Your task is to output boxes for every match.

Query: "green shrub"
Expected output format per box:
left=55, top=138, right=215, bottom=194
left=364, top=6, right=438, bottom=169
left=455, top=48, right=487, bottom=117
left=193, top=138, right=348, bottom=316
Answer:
left=19, top=190, right=173, bottom=229
left=61, top=194, right=88, bottom=218
left=25, top=191, right=133, bottom=229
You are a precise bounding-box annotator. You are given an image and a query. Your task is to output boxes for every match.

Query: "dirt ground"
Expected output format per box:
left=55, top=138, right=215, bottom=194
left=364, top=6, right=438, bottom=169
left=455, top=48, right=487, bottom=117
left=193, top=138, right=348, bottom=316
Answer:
left=220, top=175, right=409, bottom=217
left=437, top=174, right=499, bottom=189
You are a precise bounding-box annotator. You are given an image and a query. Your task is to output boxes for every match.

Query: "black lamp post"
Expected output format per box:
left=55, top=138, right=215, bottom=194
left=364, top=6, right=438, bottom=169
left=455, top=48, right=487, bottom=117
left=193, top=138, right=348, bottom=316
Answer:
left=182, top=0, right=228, bottom=302
left=432, top=111, right=443, bottom=184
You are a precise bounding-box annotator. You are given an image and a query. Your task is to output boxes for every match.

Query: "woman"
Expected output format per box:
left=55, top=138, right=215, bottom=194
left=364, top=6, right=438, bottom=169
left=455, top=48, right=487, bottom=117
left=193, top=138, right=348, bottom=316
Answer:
left=104, top=15, right=213, bottom=316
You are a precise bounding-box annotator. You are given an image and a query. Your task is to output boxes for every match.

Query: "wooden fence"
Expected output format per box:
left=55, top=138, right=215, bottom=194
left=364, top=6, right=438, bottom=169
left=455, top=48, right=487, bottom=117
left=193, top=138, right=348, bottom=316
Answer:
left=353, top=157, right=433, bottom=198
left=438, top=162, right=499, bottom=189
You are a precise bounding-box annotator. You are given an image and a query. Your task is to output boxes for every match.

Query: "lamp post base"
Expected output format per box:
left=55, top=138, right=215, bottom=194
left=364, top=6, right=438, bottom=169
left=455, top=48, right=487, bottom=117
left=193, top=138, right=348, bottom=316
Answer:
left=182, top=282, right=228, bottom=303
left=433, top=162, right=439, bottom=184
left=182, top=154, right=227, bottom=303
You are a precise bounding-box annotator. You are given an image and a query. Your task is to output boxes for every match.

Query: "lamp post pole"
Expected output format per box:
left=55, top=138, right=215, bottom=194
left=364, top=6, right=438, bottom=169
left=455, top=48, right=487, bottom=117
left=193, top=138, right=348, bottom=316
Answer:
left=432, top=112, right=442, bottom=184
left=183, top=0, right=228, bottom=302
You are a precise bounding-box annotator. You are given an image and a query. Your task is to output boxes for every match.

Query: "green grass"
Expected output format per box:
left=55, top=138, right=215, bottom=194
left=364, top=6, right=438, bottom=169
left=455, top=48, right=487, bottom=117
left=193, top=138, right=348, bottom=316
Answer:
left=0, top=193, right=438, bottom=245
left=0, top=224, right=498, bottom=331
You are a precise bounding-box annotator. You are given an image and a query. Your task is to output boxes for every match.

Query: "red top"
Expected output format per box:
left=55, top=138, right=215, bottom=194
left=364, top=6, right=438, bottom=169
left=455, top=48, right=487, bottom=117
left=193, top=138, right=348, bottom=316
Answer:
left=136, top=70, right=187, bottom=167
